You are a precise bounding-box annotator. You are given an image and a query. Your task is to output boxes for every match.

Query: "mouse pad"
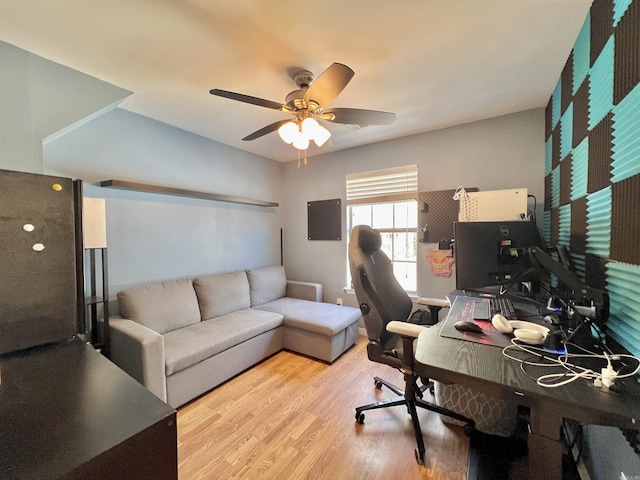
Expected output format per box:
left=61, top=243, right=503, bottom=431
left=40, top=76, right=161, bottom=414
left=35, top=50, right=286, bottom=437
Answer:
left=439, top=295, right=539, bottom=348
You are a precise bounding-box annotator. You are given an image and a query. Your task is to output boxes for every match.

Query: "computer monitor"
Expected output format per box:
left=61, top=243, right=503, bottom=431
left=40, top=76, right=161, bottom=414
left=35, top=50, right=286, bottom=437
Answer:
left=454, top=220, right=546, bottom=292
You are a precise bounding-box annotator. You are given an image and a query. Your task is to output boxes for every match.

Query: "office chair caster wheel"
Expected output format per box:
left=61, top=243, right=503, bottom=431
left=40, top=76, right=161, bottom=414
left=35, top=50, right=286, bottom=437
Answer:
left=463, top=423, right=475, bottom=436
left=355, top=412, right=365, bottom=424
left=414, top=449, right=425, bottom=465
left=374, top=380, right=383, bottom=390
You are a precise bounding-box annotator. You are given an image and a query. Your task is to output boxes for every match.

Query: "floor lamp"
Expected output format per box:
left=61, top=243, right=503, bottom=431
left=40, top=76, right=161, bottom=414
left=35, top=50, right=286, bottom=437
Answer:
left=82, top=197, right=109, bottom=355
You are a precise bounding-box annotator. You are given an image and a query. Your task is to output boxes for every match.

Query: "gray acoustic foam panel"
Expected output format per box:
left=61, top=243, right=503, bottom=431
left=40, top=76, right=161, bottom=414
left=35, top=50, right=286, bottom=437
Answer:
left=0, top=169, right=78, bottom=354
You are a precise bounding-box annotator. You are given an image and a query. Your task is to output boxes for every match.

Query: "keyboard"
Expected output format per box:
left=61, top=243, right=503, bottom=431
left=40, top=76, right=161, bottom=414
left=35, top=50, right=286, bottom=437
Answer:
left=472, top=297, right=516, bottom=320
left=491, top=297, right=516, bottom=319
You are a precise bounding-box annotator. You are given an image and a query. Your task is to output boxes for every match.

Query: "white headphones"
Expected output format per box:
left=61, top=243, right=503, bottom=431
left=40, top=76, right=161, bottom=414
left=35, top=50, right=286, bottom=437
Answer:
left=513, top=328, right=545, bottom=344
left=491, top=313, right=512, bottom=333
left=492, top=314, right=547, bottom=344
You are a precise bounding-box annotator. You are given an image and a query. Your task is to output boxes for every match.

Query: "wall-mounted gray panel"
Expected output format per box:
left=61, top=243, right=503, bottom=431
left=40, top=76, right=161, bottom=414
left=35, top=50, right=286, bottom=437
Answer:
left=307, top=199, right=341, bottom=241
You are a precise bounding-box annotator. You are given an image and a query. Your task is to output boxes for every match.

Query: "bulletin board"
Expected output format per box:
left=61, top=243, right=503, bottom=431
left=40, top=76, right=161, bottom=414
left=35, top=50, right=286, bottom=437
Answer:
left=419, top=187, right=478, bottom=243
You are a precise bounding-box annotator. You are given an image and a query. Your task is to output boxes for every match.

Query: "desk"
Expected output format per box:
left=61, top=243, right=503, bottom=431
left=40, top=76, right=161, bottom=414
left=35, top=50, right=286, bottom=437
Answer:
left=415, top=315, right=640, bottom=480
left=0, top=338, right=177, bottom=479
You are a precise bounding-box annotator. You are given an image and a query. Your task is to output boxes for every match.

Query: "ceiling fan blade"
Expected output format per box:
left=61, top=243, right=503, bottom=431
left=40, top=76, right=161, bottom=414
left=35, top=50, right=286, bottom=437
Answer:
left=304, top=63, right=354, bottom=108
left=210, top=88, right=290, bottom=112
left=242, top=119, right=291, bottom=141
left=325, top=108, right=396, bottom=126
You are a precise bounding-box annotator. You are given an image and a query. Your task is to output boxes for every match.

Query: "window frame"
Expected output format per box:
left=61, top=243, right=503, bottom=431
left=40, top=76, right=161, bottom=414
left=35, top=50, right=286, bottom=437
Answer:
left=346, top=165, right=419, bottom=293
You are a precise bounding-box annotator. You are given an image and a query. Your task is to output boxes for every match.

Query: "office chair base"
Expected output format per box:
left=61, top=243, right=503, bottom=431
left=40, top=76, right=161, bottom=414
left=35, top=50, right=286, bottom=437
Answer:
left=355, top=374, right=475, bottom=465
left=373, top=376, right=404, bottom=396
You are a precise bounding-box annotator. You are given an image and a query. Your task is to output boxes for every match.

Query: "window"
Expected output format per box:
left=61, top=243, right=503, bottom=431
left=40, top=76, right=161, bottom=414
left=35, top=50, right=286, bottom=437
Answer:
left=346, top=165, right=418, bottom=292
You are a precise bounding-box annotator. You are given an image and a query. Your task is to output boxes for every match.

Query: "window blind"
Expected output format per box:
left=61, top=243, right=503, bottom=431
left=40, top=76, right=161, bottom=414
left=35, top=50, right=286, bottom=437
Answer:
left=346, top=165, right=418, bottom=205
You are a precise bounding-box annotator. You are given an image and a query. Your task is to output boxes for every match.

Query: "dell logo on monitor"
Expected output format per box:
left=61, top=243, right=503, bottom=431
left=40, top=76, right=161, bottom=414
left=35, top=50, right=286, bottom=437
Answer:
left=499, top=225, right=511, bottom=236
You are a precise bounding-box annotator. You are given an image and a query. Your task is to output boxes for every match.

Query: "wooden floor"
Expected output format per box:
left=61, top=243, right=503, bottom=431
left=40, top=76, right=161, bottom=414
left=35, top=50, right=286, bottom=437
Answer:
left=177, top=337, right=470, bottom=479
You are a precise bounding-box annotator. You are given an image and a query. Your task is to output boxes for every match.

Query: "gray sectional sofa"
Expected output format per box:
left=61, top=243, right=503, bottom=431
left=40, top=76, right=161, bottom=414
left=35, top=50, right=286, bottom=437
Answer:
left=109, top=266, right=361, bottom=408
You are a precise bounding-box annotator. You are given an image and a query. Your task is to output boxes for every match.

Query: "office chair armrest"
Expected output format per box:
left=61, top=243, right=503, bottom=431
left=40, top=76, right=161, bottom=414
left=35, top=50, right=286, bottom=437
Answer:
left=387, top=320, right=427, bottom=338
left=416, top=297, right=450, bottom=308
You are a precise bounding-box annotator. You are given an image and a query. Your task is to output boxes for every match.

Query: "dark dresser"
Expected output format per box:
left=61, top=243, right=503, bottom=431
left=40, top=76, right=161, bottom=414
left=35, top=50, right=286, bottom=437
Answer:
left=0, top=338, right=177, bottom=479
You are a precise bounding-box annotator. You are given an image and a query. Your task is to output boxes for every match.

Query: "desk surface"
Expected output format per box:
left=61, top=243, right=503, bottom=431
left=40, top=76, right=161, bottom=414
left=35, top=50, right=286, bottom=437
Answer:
left=415, top=320, right=640, bottom=430
left=415, top=292, right=640, bottom=480
left=0, top=338, right=177, bottom=479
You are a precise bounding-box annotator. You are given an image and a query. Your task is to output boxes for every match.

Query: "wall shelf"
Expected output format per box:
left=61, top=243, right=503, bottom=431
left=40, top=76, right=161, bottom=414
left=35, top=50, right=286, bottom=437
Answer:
left=99, top=179, right=279, bottom=207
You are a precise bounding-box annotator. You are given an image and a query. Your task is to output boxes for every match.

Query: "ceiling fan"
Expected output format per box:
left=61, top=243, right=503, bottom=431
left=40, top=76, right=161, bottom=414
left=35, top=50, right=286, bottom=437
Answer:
left=209, top=63, right=396, bottom=152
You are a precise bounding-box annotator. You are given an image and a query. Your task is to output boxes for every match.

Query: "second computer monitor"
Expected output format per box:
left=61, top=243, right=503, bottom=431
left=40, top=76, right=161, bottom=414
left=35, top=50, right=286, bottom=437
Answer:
left=454, top=220, right=545, bottom=292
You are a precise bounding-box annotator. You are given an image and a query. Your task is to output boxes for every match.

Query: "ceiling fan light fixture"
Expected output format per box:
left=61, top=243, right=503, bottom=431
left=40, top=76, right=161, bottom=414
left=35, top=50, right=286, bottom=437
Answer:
left=292, top=131, right=310, bottom=150
left=210, top=62, right=395, bottom=158
left=278, top=121, right=298, bottom=144
left=312, top=125, right=331, bottom=147
left=301, top=117, right=320, bottom=135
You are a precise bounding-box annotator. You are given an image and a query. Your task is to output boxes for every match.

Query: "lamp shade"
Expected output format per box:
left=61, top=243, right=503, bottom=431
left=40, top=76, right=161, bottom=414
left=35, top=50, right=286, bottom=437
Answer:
left=292, top=132, right=310, bottom=150
left=278, top=121, right=298, bottom=144
left=83, top=197, right=107, bottom=249
left=301, top=117, right=320, bottom=135
left=313, top=124, right=331, bottom=147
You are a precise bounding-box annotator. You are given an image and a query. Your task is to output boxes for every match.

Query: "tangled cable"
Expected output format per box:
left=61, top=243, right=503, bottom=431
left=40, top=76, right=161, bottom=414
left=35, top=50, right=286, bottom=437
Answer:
left=502, top=337, right=640, bottom=389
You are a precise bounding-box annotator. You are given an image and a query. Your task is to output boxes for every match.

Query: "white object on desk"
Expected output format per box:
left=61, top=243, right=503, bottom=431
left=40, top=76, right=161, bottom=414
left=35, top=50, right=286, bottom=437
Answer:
left=514, top=329, right=545, bottom=344
left=509, top=320, right=549, bottom=345
left=491, top=314, right=513, bottom=333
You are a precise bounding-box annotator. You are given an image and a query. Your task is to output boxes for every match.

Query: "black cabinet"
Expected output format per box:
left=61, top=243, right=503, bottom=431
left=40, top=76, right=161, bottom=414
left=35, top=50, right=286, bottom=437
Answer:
left=0, top=339, right=177, bottom=479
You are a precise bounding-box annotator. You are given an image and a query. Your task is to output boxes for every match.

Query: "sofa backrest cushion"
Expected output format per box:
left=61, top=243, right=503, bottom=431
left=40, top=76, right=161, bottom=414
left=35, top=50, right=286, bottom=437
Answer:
left=246, top=266, right=287, bottom=307
left=193, top=271, right=251, bottom=320
left=117, top=278, right=201, bottom=334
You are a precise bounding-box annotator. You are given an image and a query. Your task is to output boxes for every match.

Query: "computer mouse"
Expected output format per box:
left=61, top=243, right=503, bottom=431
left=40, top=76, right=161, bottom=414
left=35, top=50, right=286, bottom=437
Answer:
left=454, top=321, right=483, bottom=334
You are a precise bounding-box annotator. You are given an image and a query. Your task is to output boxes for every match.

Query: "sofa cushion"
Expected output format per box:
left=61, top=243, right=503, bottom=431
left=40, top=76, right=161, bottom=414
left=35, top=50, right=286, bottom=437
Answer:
left=193, top=271, right=251, bottom=320
left=255, top=297, right=361, bottom=336
left=117, top=278, right=200, bottom=334
left=246, top=266, right=287, bottom=307
left=163, top=309, right=284, bottom=376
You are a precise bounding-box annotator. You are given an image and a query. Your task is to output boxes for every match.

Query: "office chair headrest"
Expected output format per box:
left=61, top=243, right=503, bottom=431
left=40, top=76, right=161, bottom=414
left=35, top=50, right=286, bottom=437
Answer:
left=358, top=226, right=382, bottom=256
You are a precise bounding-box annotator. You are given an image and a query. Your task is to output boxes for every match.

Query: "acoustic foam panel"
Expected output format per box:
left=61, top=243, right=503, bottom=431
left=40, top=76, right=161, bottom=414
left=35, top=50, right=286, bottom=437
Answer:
left=613, top=0, right=640, bottom=103
left=544, top=0, right=640, bottom=355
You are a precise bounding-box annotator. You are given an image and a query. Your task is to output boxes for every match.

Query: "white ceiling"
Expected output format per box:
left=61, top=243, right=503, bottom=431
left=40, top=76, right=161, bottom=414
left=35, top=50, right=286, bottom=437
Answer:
left=0, top=0, right=592, bottom=163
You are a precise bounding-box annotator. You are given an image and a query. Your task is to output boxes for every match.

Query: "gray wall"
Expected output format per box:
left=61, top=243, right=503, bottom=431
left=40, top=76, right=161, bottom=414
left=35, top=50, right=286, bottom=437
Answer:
left=1, top=41, right=283, bottom=299
left=44, top=108, right=283, bottom=293
left=281, top=108, right=545, bottom=308
left=0, top=41, right=130, bottom=174
left=1, top=40, right=544, bottom=313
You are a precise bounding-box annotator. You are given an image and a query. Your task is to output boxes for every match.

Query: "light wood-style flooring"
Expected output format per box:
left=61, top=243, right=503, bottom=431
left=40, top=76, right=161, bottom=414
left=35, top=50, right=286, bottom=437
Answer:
left=177, top=337, right=470, bottom=479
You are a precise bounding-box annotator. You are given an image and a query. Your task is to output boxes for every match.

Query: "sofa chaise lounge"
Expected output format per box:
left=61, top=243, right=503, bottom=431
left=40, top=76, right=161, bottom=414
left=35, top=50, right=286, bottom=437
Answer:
left=109, top=266, right=361, bottom=408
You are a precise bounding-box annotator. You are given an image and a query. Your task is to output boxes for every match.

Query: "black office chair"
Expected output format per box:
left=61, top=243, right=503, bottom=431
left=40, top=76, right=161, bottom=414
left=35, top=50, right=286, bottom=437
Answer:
left=348, top=225, right=474, bottom=465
